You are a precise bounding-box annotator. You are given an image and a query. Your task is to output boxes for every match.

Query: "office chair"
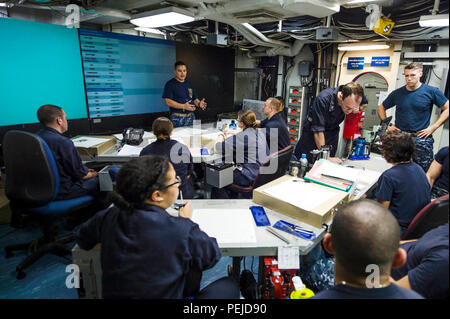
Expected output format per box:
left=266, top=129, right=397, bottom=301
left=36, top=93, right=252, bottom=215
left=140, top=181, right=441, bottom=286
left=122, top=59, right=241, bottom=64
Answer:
left=2, top=130, right=94, bottom=279
left=401, top=194, right=449, bottom=241
left=228, top=145, right=293, bottom=199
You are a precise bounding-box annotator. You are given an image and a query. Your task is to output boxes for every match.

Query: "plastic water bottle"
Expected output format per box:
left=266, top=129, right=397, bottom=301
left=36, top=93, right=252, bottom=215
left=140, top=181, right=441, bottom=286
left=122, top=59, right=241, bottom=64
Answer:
left=299, top=153, right=308, bottom=178
left=290, top=276, right=315, bottom=299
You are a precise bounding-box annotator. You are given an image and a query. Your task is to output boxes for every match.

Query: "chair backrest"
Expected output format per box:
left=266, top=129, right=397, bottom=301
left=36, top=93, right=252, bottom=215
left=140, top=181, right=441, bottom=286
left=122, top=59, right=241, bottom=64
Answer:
left=401, top=195, right=449, bottom=240
left=253, top=145, right=293, bottom=189
left=2, top=130, right=59, bottom=207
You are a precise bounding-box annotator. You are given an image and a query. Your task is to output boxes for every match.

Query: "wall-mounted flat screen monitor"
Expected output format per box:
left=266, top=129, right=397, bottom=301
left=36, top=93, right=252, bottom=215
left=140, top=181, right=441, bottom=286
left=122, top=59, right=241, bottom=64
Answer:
left=0, top=18, right=88, bottom=127
left=79, top=29, right=175, bottom=119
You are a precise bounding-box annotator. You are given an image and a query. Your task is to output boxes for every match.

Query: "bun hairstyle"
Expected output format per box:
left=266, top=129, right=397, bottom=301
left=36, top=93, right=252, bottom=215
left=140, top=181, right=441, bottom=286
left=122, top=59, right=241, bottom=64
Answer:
left=109, top=155, right=170, bottom=211
left=152, top=117, right=173, bottom=140
left=237, top=109, right=258, bottom=129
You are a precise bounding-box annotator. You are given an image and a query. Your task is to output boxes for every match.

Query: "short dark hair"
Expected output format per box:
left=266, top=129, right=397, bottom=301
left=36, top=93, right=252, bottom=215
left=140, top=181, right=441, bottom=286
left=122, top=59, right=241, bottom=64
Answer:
left=174, top=61, right=186, bottom=69
left=37, top=104, right=63, bottom=125
left=152, top=117, right=173, bottom=140
left=380, top=130, right=415, bottom=164
left=110, top=156, right=171, bottom=211
left=404, top=62, right=423, bottom=71
left=331, top=199, right=400, bottom=277
left=341, top=82, right=364, bottom=100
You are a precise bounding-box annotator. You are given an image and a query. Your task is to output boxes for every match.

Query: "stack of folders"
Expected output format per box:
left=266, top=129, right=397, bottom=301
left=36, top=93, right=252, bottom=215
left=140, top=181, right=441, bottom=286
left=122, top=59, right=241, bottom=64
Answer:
left=304, top=159, right=360, bottom=192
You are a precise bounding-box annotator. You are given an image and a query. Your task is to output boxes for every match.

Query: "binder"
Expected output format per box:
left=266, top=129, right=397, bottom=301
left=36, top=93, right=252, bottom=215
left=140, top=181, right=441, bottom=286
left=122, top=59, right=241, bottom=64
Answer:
left=304, top=159, right=356, bottom=192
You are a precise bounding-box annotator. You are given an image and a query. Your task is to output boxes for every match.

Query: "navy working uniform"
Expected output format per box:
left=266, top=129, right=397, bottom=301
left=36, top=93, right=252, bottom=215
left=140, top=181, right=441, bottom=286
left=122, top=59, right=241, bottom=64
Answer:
left=381, top=83, right=448, bottom=172
left=431, top=146, right=449, bottom=199
left=36, top=127, right=99, bottom=200
left=260, top=112, right=290, bottom=153
left=162, top=78, right=198, bottom=128
left=140, top=138, right=195, bottom=199
left=391, top=224, right=449, bottom=299
left=375, top=162, right=430, bottom=233
left=294, top=86, right=367, bottom=161
left=212, top=128, right=268, bottom=199
left=75, top=204, right=240, bottom=299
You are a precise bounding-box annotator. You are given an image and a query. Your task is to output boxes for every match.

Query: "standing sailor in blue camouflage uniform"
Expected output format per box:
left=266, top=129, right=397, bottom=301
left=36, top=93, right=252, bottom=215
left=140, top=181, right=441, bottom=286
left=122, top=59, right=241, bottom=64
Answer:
left=378, top=62, right=449, bottom=172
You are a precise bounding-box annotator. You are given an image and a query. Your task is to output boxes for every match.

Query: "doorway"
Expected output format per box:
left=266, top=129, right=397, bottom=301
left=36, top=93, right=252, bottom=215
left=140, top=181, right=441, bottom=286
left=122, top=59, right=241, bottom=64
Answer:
left=353, top=72, right=389, bottom=132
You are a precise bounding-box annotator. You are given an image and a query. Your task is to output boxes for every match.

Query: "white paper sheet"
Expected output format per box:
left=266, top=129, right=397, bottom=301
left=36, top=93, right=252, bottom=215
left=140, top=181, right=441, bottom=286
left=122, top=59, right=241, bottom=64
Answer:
left=172, top=127, right=206, bottom=137
left=278, top=246, right=300, bottom=269
left=191, top=209, right=257, bottom=244
left=263, top=180, right=337, bottom=211
left=315, top=160, right=362, bottom=182
left=114, top=131, right=154, bottom=141
left=72, top=137, right=110, bottom=148
left=378, top=91, right=388, bottom=106
left=117, top=144, right=143, bottom=156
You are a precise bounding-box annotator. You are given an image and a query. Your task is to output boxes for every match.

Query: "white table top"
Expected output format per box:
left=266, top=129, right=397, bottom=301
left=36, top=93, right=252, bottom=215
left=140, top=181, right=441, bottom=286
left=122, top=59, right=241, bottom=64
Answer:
left=72, top=199, right=326, bottom=257
left=87, top=124, right=227, bottom=163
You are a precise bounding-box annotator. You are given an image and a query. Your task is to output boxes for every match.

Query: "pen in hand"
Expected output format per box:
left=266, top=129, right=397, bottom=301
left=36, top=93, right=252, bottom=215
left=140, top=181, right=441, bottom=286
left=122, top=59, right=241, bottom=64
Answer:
left=174, top=190, right=185, bottom=210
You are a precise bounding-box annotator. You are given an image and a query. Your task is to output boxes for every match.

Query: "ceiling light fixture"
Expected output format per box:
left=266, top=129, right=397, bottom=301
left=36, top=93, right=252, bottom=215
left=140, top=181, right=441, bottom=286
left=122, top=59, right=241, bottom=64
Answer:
left=338, top=42, right=390, bottom=51
left=130, top=6, right=195, bottom=28
left=134, top=27, right=166, bottom=35
left=419, top=14, right=449, bottom=27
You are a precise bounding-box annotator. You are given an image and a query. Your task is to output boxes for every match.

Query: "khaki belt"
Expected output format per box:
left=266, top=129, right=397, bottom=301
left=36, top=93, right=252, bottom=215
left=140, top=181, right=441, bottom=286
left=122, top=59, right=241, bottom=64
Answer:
left=404, top=131, right=420, bottom=137
left=172, top=112, right=193, bottom=118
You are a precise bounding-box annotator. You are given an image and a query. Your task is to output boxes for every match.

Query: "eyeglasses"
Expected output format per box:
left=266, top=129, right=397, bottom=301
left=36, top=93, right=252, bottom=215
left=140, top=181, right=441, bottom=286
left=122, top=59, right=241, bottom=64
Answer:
left=161, top=176, right=181, bottom=189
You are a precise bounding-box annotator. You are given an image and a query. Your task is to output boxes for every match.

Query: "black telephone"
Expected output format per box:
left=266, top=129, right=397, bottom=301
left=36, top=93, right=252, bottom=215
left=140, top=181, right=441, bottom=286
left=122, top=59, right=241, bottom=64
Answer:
left=122, top=127, right=144, bottom=145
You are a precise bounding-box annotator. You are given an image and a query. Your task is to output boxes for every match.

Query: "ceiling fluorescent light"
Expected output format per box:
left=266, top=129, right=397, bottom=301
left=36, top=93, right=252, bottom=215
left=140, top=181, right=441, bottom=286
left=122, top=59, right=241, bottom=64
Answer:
left=345, top=0, right=381, bottom=4
left=338, top=42, right=390, bottom=51
left=419, top=14, right=449, bottom=27
left=130, top=7, right=194, bottom=28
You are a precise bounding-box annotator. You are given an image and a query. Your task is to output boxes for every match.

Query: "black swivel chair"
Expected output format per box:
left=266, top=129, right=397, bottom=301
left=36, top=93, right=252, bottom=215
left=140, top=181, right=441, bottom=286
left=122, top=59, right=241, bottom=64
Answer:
left=3, top=130, right=94, bottom=279
left=228, top=145, right=294, bottom=199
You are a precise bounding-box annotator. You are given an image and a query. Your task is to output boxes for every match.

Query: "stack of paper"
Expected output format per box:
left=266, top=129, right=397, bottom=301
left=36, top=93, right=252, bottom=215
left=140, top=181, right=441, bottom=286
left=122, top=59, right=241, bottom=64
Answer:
left=262, top=179, right=337, bottom=211
left=304, top=159, right=358, bottom=192
left=72, top=137, right=110, bottom=148
left=117, top=144, right=143, bottom=156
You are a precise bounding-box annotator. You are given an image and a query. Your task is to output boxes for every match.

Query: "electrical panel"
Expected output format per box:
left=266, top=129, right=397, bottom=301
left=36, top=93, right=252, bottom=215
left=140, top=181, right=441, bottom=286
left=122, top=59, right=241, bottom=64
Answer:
left=286, top=86, right=308, bottom=146
left=298, top=61, right=312, bottom=77
left=206, top=34, right=228, bottom=46
left=315, top=27, right=339, bottom=41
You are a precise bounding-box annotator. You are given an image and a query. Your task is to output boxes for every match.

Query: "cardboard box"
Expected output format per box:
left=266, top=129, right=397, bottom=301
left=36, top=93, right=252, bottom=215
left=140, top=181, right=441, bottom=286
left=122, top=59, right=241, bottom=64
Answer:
left=253, top=175, right=349, bottom=228
left=73, top=136, right=116, bottom=157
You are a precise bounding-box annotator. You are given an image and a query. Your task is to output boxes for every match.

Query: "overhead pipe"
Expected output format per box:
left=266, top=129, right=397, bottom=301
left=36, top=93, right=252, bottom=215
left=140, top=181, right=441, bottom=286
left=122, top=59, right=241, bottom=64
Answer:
left=248, top=39, right=305, bottom=57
